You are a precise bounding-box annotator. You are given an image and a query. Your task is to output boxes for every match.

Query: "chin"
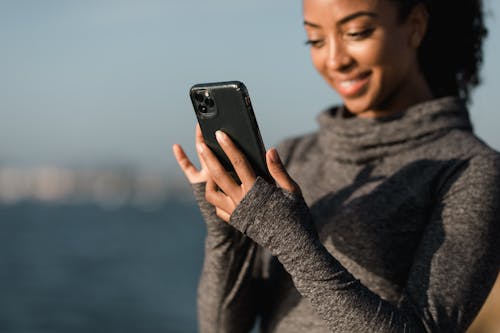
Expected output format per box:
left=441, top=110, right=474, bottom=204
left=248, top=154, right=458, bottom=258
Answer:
left=341, top=82, right=390, bottom=117
left=342, top=96, right=375, bottom=115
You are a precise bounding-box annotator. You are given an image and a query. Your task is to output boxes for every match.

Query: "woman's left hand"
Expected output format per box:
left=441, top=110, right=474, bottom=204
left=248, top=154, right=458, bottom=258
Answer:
left=197, top=130, right=301, bottom=222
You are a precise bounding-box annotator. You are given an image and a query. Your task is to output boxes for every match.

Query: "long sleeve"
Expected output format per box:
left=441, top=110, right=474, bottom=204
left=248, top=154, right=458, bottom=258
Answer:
left=229, top=153, right=500, bottom=332
left=192, top=183, right=261, bottom=333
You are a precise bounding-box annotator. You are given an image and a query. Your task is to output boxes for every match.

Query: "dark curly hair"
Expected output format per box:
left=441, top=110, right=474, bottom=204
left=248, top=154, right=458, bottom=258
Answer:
left=394, top=0, right=488, bottom=103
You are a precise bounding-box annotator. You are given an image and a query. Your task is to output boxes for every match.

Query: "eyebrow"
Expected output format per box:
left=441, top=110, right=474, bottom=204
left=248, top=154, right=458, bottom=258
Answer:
left=304, top=11, right=377, bottom=28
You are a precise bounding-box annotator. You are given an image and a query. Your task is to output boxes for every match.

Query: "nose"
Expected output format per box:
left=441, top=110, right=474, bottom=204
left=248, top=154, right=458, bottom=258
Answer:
left=326, top=35, right=352, bottom=72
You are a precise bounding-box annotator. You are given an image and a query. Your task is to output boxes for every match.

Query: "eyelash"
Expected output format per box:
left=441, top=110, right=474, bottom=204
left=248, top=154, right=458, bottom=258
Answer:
left=346, top=28, right=375, bottom=40
left=304, top=39, right=324, bottom=48
left=305, top=28, right=375, bottom=48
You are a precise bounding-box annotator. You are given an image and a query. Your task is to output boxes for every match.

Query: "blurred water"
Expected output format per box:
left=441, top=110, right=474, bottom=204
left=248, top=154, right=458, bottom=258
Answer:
left=2, top=201, right=498, bottom=333
left=0, top=200, right=205, bottom=333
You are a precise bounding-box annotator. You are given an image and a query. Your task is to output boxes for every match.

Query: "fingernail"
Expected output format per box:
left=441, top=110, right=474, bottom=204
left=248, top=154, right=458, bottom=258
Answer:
left=269, top=148, right=281, bottom=163
left=215, top=130, right=226, bottom=143
left=196, top=142, right=204, bottom=153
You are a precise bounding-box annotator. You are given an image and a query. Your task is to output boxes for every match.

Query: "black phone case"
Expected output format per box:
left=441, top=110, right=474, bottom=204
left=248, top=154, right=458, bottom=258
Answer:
left=189, top=81, right=271, bottom=183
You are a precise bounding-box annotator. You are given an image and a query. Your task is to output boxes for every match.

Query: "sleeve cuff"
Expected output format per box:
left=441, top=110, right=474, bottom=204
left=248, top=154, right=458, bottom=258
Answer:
left=229, top=177, right=277, bottom=235
left=230, top=177, right=316, bottom=252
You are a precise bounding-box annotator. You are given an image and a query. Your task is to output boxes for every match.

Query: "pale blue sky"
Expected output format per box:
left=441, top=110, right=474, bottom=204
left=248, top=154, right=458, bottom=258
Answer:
left=1, top=0, right=500, bottom=175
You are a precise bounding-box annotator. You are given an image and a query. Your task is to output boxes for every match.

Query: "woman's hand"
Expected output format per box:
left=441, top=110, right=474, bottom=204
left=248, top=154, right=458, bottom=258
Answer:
left=172, top=124, right=210, bottom=184
left=198, top=130, right=301, bottom=222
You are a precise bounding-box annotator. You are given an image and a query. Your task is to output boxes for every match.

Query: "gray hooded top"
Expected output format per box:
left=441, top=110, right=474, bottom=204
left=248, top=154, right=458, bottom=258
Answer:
left=193, top=96, right=500, bottom=333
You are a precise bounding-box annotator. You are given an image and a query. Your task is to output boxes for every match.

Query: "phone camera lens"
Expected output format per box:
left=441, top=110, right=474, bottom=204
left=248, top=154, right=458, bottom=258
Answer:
left=205, top=98, right=215, bottom=108
left=194, top=92, right=204, bottom=103
left=198, top=104, right=208, bottom=113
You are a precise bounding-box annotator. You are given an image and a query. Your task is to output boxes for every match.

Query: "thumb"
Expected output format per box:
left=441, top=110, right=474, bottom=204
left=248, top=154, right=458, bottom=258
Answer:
left=266, top=148, right=301, bottom=194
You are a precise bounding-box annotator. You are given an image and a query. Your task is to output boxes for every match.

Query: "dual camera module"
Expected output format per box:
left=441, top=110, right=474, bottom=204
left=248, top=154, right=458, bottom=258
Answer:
left=193, top=90, right=216, bottom=115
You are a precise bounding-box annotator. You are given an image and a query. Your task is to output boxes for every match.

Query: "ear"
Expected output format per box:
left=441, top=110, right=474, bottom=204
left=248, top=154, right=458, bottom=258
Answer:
left=407, top=3, right=429, bottom=49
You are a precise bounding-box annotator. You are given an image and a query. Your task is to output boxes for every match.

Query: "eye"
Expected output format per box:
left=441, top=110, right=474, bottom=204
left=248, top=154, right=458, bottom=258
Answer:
left=305, top=39, right=325, bottom=48
left=345, top=28, right=375, bottom=40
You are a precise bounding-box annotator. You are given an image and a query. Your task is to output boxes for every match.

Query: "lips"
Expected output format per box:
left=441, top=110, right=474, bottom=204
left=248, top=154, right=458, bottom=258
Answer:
left=334, top=71, right=371, bottom=98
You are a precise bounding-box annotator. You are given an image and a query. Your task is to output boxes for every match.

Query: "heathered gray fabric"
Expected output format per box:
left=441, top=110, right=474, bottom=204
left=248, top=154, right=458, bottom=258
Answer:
left=194, top=96, right=500, bottom=333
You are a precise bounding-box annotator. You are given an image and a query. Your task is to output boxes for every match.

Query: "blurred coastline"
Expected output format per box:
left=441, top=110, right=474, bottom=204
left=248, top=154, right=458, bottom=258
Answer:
left=0, top=165, right=192, bottom=209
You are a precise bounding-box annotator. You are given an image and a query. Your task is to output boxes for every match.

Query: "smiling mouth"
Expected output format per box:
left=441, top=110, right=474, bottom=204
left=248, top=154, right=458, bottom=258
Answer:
left=335, top=72, right=371, bottom=98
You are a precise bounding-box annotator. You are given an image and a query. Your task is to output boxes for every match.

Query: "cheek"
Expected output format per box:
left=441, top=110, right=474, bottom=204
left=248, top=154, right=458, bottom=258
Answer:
left=348, top=39, right=387, bottom=68
left=349, top=37, right=406, bottom=91
left=367, top=32, right=412, bottom=71
left=373, top=39, right=413, bottom=89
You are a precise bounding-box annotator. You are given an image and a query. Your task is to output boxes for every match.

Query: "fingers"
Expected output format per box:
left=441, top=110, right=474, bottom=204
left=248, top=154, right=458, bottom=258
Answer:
left=266, top=148, right=301, bottom=194
left=215, top=130, right=256, bottom=187
left=196, top=123, right=203, bottom=142
left=206, top=178, right=232, bottom=222
left=205, top=178, right=235, bottom=214
left=172, top=144, right=201, bottom=184
left=197, top=141, right=241, bottom=200
left=195, top=124, right=208, bottom=169
left=215, top=207, right=231, bottom=222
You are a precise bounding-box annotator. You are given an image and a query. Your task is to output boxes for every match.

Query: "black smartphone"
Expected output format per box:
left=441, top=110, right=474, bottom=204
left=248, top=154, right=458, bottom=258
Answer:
left=189, top=81, right=271, bottom=183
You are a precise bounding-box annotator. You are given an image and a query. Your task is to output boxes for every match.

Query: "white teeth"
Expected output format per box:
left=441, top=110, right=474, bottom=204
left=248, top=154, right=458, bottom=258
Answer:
left=339, top=80, right=358, bottom=88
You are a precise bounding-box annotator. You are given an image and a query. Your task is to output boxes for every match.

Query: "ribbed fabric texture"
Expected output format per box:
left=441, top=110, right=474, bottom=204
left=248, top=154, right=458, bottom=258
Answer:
left=195, top=97, right=500, bottom=332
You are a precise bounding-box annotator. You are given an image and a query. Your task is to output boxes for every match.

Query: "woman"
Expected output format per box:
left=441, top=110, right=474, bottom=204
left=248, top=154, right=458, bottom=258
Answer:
left=173, top=0, right=500, bottom=332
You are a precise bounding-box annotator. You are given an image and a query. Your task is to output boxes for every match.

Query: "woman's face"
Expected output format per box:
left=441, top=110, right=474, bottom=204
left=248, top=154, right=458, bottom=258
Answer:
left=303, top=0, right=430, bottom=117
